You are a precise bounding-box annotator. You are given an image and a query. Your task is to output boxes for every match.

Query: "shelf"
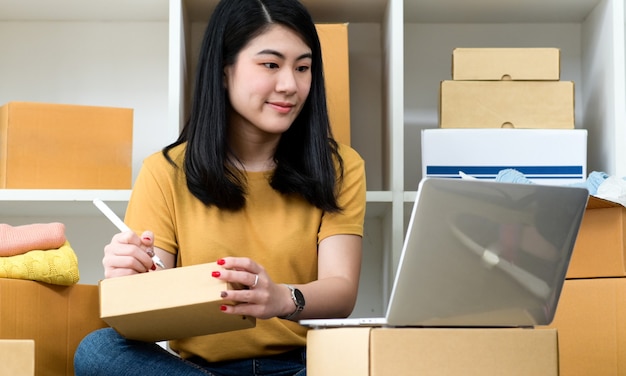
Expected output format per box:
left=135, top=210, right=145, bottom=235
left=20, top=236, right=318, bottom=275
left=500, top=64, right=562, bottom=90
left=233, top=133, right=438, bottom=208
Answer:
left=1, top=0, right=623, bottom=313
left=0, top=190, right=390, bottom=218
left=0, top=190, right=130, bottom=217
left=404, top=0, right=626, bottom=187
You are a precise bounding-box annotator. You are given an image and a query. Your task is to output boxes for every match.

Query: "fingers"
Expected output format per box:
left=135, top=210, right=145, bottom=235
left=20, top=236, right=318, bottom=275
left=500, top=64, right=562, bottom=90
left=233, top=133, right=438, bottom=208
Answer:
left=216, top=256, right=255, bottom=272
left=219, top=285, right=274, bottom=319
left=103, top=231, right=155, bottom=278
left=211, top=268, right=263, bottom=290
left=212, top=259, right=285, bottom=319
left=140, top=230, right=155, bottom=248
left=215, top=257, right=263, bottom=288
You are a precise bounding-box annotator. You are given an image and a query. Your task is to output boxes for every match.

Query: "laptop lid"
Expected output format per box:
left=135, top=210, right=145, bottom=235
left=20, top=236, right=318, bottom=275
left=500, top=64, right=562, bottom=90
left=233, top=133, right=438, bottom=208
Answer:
left=384, top=178, right=588, bottom=327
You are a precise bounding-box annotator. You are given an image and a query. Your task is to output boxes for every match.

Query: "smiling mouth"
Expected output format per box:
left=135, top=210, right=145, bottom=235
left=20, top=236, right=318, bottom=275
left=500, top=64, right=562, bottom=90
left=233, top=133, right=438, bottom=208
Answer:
left=268, top=102, right=294, bottom=114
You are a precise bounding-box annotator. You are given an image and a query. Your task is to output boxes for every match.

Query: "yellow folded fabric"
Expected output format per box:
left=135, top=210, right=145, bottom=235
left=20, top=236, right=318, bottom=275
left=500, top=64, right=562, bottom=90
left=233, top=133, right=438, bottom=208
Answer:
left=0, top=241, right=80, bottom=285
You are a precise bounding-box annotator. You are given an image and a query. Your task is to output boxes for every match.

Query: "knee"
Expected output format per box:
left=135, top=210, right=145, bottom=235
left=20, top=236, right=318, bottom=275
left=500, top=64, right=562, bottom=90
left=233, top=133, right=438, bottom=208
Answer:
left=74, top=328, right=121, bottom=374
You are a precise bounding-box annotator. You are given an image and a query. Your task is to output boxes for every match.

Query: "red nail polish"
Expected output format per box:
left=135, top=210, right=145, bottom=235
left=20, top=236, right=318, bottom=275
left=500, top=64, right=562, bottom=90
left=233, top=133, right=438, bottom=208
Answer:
left=142, top=236, right=152, bottom=241
left=220, top=291, right=227, bottom=298
left=212, top=271, right=221, bottom=278
left=150, top=263, right=156, bottom=271
left=220, top=305, right=227, bottom=311
left=217, top=258, right=225, bottom=265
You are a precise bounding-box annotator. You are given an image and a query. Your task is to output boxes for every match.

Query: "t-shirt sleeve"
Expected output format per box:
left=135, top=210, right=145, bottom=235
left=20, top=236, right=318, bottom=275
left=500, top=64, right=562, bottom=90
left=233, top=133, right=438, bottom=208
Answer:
left=317, top=144, right=367, bottom=243
left=124, top=153, right=179, bottom=255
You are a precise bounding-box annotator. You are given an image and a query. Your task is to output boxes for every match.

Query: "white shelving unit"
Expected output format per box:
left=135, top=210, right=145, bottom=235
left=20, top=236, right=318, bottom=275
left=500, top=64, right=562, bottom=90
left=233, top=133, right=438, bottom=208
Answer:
left=0, top=0, right=624, bottom=318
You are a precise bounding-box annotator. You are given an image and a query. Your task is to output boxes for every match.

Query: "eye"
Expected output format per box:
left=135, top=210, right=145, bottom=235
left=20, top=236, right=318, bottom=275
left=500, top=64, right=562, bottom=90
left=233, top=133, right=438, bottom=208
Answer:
left=296, top=65, right=310, bottom=73
left=263, top=62, right=279, bottom=69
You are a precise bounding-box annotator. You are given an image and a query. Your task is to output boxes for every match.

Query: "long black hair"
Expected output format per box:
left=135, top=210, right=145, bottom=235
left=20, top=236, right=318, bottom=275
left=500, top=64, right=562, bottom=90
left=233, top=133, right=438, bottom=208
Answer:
left=163, top=0, right=343, bottom=212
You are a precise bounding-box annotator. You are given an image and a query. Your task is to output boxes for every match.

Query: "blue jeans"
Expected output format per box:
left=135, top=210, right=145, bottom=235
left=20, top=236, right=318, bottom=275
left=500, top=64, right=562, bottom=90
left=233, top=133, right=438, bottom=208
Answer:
left=74, top=328, right=306, bottom=376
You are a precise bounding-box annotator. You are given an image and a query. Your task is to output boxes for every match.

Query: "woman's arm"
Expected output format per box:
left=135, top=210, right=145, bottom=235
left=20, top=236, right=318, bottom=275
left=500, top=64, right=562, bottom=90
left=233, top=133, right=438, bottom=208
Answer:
left=292, top=233, right=362, bottom=319
left=214, top=233, right=362, bottom=320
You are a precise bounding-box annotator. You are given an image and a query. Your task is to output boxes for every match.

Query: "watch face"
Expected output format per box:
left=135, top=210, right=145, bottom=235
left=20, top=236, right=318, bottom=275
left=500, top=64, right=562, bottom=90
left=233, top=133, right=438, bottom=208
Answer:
left=294, top=288, right=305, bottom=306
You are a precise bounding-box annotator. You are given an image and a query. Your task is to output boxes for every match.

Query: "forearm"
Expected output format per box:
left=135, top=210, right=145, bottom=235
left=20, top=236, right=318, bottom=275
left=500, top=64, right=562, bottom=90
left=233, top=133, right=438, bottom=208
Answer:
left=281, top=234, right=363, bottom=321
left=288, top=276, right=359, bottom=320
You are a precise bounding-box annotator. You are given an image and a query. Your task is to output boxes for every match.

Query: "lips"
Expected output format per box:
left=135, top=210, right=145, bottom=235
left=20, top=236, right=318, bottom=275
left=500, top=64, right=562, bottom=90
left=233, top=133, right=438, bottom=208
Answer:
left=268, top=101, right=295, bottom=114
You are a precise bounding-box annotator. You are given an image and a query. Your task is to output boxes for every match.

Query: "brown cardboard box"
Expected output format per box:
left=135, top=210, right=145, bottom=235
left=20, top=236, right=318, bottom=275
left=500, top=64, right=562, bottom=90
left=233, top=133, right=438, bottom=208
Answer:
left=0, top=278, right=107, bottom=376
left=317, top=23, right=351, bottom=145
left=0, top=340, right=35, bottom=376
left=566, top=196, right=626, bottom=278
left=100, top=262, right=256, bottom=342
left=0, top=102, right=133, bottom=189
left=307, top=327, right=559, bottom=376
left=544, top=278, right=626, bottom=375
left=452, top=48, right=560, bottom=81
left=439, top=80, right=574, bottom=129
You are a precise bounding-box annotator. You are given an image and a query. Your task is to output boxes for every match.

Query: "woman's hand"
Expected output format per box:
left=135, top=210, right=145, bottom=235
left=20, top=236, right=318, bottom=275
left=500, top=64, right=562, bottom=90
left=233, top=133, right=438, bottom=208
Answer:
left=213, top=234, right=362, bottom=321
left=103, top=230, right=157, bottom=278
left=212, top=257, right=295, bottom=320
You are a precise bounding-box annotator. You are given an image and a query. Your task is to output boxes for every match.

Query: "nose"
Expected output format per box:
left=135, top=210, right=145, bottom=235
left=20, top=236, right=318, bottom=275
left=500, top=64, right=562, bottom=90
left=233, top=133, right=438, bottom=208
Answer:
left=276, top=69, right=298, bottom=94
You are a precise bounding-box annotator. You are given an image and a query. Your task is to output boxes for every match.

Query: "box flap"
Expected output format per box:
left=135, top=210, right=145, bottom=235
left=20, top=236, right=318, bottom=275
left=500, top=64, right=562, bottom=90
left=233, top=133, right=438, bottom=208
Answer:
left=587, top=195, right=624, bottom=209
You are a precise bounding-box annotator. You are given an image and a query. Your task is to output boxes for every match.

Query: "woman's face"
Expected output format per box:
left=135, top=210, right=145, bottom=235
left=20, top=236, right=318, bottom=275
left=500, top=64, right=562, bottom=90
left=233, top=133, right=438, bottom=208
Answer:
left=224, top=24, right=312, bottom=139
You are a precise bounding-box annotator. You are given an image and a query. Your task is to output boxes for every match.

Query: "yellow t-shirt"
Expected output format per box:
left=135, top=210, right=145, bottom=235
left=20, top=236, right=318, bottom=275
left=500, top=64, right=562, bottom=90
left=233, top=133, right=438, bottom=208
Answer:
left=124, top=142, right=366, bottom=362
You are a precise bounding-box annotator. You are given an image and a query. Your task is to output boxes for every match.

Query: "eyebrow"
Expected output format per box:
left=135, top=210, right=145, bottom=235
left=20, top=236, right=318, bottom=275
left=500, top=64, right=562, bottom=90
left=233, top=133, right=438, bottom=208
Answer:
left=256, top=49, right=312, bottom=61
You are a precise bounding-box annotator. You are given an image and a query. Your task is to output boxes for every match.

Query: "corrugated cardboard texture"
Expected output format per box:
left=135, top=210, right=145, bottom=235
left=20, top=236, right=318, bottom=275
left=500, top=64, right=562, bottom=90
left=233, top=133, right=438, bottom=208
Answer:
left=452, top=48, right=560, bottom=80
left=567, top=196, right=626, bottom=278
left=0, top=102, right=132, bottom=189
left=317, top=24, right=351, bottom=145
left=0, top=278, right=107, bottom=376
left=307, top=327, right=558, bottom=376
left=100, top=262, right=255, bottom=342
left=439, top=80, right=574, bottom=129
left=544, top=278, right=626, bottom=375
left=0, top=340, right=35, bottom=376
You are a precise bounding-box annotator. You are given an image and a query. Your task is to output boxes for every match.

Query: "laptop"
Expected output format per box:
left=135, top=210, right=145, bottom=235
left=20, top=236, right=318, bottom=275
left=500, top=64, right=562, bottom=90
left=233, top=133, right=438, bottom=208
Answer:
left=300, top=178, right=589, bottom=328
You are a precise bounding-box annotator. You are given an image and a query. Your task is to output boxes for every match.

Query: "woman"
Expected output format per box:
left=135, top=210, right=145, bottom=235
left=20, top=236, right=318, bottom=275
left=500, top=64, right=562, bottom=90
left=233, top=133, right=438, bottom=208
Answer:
left=74, top=0, right=365, bottom=374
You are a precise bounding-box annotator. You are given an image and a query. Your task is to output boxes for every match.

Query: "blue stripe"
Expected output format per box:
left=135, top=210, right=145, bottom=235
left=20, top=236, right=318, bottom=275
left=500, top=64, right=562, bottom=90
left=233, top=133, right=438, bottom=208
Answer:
left=426, top=166, right=583, bottom=175
left=429, top=175, right=583, bottom=180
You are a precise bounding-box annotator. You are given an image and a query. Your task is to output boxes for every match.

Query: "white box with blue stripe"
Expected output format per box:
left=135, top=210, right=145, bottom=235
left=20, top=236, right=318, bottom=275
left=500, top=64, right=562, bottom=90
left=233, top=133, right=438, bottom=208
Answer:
left=422, top=128, right=587, bottom=185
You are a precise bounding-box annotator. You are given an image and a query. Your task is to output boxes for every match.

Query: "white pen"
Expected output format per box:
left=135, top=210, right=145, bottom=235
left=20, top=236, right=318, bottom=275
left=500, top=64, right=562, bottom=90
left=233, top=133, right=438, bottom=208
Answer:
left=93, top=198, right=166, bottom=269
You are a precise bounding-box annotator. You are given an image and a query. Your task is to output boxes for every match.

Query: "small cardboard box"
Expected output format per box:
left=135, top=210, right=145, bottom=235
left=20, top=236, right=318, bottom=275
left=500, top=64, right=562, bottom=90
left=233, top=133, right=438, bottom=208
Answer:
left=543, top=278, right=626, bottom=375
left=421, top=128, right=587, bottom=185
left=99, top=262, right=256, bottom=342
left=307, top=327, right=559, bottom=376
left=0, top=278, right=107, bottom=376
left=452, top=48, right=560, bottom=81
left=566, top=196, right=626, bottom=278
left=317, top=23, right=351, bottom=146
left=0, top=101, right=133, bottom=189
left=439, top=80, right=574, bottom=129
left=0, top=340, right=35, bottom=376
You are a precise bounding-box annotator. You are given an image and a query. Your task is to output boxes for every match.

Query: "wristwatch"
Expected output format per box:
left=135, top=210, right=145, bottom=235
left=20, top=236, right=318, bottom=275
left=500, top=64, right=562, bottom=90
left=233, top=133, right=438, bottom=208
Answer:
left=280, top=284, right=305, bottom=320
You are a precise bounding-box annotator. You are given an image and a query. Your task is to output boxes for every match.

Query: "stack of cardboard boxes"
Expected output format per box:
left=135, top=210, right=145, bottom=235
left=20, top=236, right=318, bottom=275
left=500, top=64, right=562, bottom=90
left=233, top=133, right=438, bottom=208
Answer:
left=418, top=48, right=625, bottom=374
left=0, top=278, right=107, bottom=376
left=541, top=196, right=626, bottom=375
left=422, top=48, right=587, bottom=185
